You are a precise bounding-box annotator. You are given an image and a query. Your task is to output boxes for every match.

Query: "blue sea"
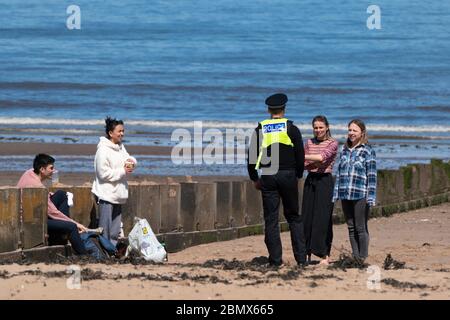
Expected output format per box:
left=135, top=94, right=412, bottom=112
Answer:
left=0, top=0, right=449, bottom=175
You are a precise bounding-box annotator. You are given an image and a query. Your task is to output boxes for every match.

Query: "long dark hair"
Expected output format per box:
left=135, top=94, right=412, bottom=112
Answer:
left=312, top=115, right=332, bottom=140
left=346, top=119, right=368, bottom=148
left=105, top=116, right=124, bottom=139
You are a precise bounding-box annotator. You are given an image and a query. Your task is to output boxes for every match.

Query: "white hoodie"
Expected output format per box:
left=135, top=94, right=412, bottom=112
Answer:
left=92, top=137, right=137, bottom=204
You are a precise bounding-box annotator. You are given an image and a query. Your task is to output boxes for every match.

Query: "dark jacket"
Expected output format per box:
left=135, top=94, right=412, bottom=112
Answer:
left=247, top=119, right=305, bottom=181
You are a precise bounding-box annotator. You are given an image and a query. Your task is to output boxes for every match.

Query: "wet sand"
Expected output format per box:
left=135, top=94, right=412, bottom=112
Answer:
left=0, top=141, right=247, bottom=186
left=0, top=171, right=246, bottom=187
left=0, top=142, right=171, bottom=156
left=1, top=203, right=449, bottom=300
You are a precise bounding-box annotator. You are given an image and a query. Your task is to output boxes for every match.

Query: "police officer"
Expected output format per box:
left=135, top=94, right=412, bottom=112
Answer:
left=247, top=93, right=307, bottom=267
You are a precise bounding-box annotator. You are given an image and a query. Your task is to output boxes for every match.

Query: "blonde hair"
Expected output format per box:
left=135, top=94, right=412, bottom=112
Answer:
left=346, top=119, right=368, bottom=148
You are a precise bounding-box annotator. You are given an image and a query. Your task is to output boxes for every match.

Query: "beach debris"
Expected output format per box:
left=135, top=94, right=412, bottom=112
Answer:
left=243, top=279, right=268, bottom=286
left=381, top=278, right=429, bottom=290
left=249, top=256, right=269, bottom=266
left=202, top=258, right=246, bottom=270
left=383, top=254, right=406, bottom=270
left=201, top=256, right=275, bottom=272
left=329, top=254, right=368, bottom=270
left=305, top=274, right=343, bottom=281
left=279, top=270, right=301, bottom=281
left=0, top=270, right=10, bottom=279
left=238, top=272, right=259, bottom=280
left=422, top=242, right=431, bottom=247
left=266, top=269, right=301, bottom=281
left=1, top=267, right=232, bottom=284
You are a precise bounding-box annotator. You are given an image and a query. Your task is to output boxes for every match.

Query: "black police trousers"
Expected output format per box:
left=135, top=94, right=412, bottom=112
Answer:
left=260, top=169, right=307, bottom=265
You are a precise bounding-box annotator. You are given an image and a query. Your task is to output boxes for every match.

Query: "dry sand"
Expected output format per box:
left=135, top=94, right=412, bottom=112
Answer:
left=1, top=203, right=449, bottom=300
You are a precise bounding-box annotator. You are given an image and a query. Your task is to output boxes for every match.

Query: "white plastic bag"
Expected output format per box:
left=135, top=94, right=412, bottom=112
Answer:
left=125, top=217, right=167, bottom=263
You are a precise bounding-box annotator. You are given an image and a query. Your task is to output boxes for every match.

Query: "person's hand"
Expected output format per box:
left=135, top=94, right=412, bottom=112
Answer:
left=253, top=179, right=262, bottom=190
left=76, top=223, right=88, bottom=233
left=367, top=199, right=376, bottom=207
left=124, top=158, right=136, bottom=174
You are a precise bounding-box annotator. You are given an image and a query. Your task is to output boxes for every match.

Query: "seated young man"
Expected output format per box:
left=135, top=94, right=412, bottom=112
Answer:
left=17, top=153, right=88, bottom=255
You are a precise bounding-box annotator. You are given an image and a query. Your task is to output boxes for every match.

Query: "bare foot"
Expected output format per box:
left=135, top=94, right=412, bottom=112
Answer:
left=319, top=257, right=330, bottom=266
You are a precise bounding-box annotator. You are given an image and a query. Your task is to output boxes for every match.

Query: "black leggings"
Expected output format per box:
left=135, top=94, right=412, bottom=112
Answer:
left=342, top=199, right=370, bottom=259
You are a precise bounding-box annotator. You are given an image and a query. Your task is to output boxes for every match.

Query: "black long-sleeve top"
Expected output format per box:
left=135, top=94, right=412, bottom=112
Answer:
left=247, top=119, right=305, bottom=181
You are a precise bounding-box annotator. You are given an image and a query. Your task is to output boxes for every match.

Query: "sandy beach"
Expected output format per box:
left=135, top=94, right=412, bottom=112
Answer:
left=1, top=202, right=449, bottom=300
left=2, top=0, right=450, bottom=305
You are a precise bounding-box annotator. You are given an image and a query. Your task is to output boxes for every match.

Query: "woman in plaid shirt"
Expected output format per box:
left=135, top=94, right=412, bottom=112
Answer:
left=332, top=119, right=377, bottom=261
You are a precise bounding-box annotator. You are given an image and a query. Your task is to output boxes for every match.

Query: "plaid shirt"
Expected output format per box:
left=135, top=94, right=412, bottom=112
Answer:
left=332, top=143, right=377, bottom=206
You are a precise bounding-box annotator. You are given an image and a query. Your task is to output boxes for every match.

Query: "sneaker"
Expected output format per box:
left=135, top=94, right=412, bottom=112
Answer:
left=85, top=227, right=104, bottom=235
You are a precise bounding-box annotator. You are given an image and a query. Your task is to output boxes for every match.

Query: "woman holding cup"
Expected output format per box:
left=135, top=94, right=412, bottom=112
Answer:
left=92, top=117, right=137, bottom=246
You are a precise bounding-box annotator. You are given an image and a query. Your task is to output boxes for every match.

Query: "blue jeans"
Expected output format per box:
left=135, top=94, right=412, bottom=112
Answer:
left=48, top=190, right=87, bottom=255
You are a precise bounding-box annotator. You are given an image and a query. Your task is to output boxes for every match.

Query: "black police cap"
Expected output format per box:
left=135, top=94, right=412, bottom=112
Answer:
left=265, top=93, right=288, bottom=109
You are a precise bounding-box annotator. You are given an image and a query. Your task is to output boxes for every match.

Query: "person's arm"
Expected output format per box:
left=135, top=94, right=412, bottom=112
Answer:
left=321, top=139, right=338, bottom=162
left=47, top=197, right=73, bottom=222
left=290, top=124, right=304, bottom=178
left=47, top=200, right=87, bottom=232
left=122, top=144, right=137, bottom=165
left=305, top=139, right=338, bottom=162
left=305, top=154, right=322, bottom=162
left=122, top=144, right=137, bottom=174
left=247, top=125, right=260, bottom=182
left=95, top=149, right=126, bottom=182
left=332, top=149, right=342, bottom=203
left=304, top=140, right=313, bottom=164
left=366, top=147, right=377, bottom=207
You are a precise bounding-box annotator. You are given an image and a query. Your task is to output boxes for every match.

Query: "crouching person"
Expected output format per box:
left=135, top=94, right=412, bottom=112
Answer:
left=17, top=153, right=88, bottom=255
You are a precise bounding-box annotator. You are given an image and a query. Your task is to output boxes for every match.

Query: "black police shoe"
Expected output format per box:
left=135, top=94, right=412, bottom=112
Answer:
left=268, top=259, right=283, bottom=267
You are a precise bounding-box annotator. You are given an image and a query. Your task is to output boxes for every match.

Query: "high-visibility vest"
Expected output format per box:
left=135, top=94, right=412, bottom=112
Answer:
left=255, top=118, right=294, bottom=169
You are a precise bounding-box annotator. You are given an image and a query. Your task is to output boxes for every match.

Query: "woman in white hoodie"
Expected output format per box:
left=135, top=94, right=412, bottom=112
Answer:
left=92, top=117, right=137, bottom=246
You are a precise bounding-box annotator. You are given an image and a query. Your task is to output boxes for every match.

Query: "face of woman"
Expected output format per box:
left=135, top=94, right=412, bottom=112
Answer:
left=348, top=123, right=362, bottom=146
left=313, top=121, right=328, bottom=141
left=109, top=124, right=124, bottom=144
